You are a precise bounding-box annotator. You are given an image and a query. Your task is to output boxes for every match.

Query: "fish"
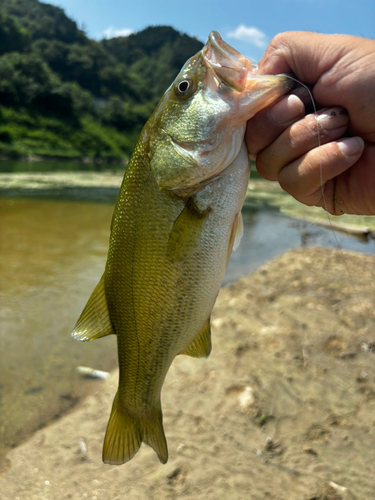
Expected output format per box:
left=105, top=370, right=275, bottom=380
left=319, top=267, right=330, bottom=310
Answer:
left=71, top=31, right=294, bottom=465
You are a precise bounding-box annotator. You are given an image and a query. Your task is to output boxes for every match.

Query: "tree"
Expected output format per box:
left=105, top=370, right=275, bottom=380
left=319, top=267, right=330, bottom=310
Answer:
left=0, top=12, right=30, bottom=55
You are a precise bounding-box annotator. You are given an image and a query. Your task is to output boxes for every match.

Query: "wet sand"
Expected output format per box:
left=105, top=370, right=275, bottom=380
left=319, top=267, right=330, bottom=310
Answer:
left=2, top=247, right=375, bottom=499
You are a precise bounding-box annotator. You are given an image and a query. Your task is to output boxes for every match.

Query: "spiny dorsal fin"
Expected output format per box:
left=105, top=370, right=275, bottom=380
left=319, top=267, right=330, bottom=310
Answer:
left=179, top=318, right=211, bottom=358
left=167, top=197, right=210, bottom=262
left=102, top=392, right=168, bottom=465
left=71, top=274, right=115, bottom=341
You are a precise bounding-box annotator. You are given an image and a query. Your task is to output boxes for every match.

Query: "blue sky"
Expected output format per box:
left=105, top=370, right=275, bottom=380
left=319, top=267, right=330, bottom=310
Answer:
left=45, top=0, right=374, bottom=62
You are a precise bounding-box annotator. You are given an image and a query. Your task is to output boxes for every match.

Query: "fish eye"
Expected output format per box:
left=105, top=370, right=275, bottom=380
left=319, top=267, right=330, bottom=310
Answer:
left=175, top=78, right=193, bottom=97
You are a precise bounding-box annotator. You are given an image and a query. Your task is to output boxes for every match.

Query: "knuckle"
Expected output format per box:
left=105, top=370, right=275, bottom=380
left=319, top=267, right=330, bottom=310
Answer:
left=268, top=32, right=290, bottom=51
left=278, top=164, right=295, bottom=191
left=245, top=126, right=261, bottom=154
left=292, top=115, right=319, bottom=142
left=256, top=150, right=278, bottom=181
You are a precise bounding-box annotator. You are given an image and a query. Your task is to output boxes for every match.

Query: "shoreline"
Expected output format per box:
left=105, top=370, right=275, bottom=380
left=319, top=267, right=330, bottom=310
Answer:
left=0, top=155, right=128, bottom=164
left=1, top=171, right=374, bottom=238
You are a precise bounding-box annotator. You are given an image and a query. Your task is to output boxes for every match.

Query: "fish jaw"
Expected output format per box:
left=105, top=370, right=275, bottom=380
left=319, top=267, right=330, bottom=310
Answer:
left=203, top=30, right=295, bottom=123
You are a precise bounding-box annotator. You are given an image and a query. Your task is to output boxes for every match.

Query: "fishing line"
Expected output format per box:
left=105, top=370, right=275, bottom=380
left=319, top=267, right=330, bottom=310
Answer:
left=282, top=75, right=365, bottom=317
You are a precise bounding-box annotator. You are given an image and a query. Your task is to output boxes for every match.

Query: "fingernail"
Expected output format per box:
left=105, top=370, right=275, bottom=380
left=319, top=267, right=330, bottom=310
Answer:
left=337, top=137, right=364, bottom=157
left=270, top=94, right=304, bottom=125
left=316, top=107, right=348, bottom=130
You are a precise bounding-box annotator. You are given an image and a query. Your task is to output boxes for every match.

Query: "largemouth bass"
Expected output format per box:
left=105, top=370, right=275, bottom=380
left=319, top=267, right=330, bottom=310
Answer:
left=72, top=31, right=293, bottom=465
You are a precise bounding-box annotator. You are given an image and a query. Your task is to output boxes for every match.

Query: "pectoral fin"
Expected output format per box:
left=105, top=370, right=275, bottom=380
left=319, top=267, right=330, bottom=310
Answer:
left=233, top=212, right=243, bottom=252
left=71, top=274, right=115, bottom=341
left=179, top=318, right=212, bottom=358
left=167, top=197, right=210, bottom=262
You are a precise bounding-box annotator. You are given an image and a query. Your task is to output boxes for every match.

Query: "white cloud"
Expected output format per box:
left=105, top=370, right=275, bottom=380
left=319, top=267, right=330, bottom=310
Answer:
left=226, top=25, right=267, bottom=48
left=102, top=27, right=133, bottom=39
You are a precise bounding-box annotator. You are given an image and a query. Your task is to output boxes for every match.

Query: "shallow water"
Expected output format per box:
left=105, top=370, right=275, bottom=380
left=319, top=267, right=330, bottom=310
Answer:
left=0, top=198, right=118, bottom=458
left=1, top=191, right=375, bottom=460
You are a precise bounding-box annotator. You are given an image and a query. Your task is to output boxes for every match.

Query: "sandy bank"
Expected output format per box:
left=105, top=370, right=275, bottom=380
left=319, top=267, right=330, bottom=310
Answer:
left=2, top=248, right=375, bottom=499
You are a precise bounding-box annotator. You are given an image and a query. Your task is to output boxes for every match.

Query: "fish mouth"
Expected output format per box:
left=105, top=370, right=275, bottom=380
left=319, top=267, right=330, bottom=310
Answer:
left=203, top=30, right=295, bottom=101
left=202, top=31, right=254, bottom=92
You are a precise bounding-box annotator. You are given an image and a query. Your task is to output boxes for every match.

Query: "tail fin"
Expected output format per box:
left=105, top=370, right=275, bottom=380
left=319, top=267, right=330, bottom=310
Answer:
left=102, top=391, right=168, bottom=465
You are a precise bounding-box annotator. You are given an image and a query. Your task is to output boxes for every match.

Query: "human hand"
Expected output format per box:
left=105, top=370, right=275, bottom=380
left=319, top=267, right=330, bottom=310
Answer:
left=246, top=32, right=375, bottom=215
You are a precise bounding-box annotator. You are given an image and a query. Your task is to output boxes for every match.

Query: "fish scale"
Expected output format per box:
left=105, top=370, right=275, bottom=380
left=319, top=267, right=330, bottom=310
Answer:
left=72, top=31, right=294, bottom=465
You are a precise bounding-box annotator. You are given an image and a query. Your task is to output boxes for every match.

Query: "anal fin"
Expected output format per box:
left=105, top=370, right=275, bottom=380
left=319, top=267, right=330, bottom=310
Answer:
left=179, top=318, right=211, bottom=358
left=71, top=274, right=115, bottom=341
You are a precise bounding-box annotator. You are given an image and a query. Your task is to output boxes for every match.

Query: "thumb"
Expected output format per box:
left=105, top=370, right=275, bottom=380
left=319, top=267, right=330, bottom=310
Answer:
left=258, top=32, right=347, bottom=85
left=258, top=32, right=375, bottom=140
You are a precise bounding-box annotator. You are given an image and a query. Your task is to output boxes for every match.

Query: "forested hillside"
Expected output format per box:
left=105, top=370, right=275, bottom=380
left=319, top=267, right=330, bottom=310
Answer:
left=0, top=0, right=203, bottom=160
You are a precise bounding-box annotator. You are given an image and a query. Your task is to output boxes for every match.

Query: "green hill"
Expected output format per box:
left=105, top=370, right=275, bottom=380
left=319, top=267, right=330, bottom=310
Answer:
left=0, top=0, right=203, bottom=161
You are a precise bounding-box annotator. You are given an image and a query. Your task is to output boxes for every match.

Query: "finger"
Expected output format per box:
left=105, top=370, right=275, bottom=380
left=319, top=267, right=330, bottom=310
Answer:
left=258, top=32, right=375, bottom=137
left=258, top=32, right=345, bottom=85
left=292, top=85, right=317, bottom=116
left=333, top=142, right=375, bottom=215
left=246, top=94, right=305, bottom=155
left=278, top=137, right=365, bottom=212
left=256, top=107, right=349, bottom=181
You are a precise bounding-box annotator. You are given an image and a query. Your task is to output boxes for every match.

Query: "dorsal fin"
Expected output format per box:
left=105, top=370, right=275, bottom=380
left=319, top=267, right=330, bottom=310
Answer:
left=179, top=318, right=211, bottom=358
left=71, top=274, right=115, bottom=341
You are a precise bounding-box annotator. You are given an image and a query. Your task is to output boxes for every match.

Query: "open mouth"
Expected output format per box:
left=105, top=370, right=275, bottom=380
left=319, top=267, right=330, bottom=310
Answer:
left=202, top=31, right=295, bottom=98
left=202, top=31, right=254, bottom=92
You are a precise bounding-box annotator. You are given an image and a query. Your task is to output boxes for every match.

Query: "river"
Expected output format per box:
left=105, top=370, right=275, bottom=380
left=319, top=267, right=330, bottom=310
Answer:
left=1, top=165, right=375, bottom=461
